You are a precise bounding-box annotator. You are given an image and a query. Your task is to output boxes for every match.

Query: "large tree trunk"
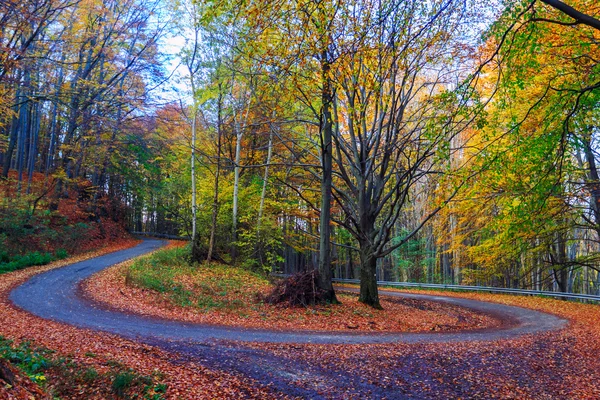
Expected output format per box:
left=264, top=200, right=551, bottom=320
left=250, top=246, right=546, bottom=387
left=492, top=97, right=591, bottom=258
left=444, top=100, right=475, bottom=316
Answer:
left=358, top=244, right=381, bottom=309
left=316, top=50, right=338, bottom=303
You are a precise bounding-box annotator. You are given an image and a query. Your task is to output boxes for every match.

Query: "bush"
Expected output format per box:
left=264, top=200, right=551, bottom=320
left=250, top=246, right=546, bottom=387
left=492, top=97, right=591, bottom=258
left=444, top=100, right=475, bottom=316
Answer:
left=0, top=337, right=52, bottom=377
left=0, top=249, right=69, bottom=274
left=55, top=248, right=68, bottom=259
left=237, top=216, right=284, bottom=274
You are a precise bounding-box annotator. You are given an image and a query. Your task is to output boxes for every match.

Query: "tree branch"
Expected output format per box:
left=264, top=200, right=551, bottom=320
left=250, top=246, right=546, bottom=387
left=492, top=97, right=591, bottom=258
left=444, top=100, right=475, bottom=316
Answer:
left=539, top=0, right=600, bottom=31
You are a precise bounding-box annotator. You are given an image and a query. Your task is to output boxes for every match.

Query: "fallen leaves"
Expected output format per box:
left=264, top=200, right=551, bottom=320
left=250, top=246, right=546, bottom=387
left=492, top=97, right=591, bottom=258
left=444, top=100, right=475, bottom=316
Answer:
left=237, top=287, right=600, bottom=398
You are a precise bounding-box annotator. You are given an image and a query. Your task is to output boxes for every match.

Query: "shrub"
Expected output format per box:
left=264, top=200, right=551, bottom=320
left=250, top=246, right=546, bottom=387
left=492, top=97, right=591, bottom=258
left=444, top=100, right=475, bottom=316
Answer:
left=55, top=248, right=68, bottom=259
left=0, top=249, right=68, bottom=274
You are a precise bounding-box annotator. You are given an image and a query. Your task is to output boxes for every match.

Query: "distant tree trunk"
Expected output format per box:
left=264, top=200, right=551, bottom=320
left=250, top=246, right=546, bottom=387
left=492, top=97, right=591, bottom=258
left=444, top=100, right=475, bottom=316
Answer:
left=551, top=230, right=568, bottom=292
left=207, top=89, right=223, bottom=262
left=231, top=90, right=251, bottom=260
left=257, top=113, right=275, bottom=231
left=2, top=83, right=21, bottom=178
left=583, top=133, right=600, bottom=239
left=191, top=103, right=197, bottom=243
left=16, top=73, right=31, bottom=192
left=45, top=59, right=65, bottom=177
left=26, top=100, right=40, bottom=194
left=232, top=126, right=242, bottom=258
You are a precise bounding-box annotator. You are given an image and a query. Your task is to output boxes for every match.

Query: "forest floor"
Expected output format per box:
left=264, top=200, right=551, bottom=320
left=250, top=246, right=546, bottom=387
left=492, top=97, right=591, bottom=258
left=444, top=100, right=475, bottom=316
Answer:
left=1, top=241, right=599, bottom=398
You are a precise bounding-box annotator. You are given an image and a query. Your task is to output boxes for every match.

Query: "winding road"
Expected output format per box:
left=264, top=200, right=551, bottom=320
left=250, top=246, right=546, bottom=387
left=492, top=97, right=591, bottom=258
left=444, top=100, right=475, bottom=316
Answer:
left=8, top=240, right=570, bottom=398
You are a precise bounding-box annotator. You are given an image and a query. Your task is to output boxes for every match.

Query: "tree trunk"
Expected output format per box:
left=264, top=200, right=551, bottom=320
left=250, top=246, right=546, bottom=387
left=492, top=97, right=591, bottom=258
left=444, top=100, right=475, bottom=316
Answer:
left=2, top=102, right=19, bottom=178
left=232, top=128, right=242, bottom=258
left=207, top=89, right=223, bottom=262
left=317, top=50, right=337, bottom=303
left=16, top=89, right=30, bottom=192
left=257, top=113, right=275, bottom=231
left=191, top=104, right=197, bottom=243
left=26, top=101, right=40, bottom=194
left=45, top=58, right=65, bottom=177
left=358, top=244, right=381, bottom=309
left=583, top=133, right=600, bottom=239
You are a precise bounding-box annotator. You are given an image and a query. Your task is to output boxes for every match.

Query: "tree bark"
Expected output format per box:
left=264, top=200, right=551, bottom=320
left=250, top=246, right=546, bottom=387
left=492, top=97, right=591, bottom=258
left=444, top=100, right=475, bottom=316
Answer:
left=232, top=126, right=242, bottom=258
left=358, top=244, right=381, bottom=309
left=317, top=51, right=337, bottom=303
left=257, top=112, right=275, bottom=231
left=191, top=103, right=197, bottom=243
left=539, top=0, right=600, bottom=31
left=207, top=89, right=223, bottom=262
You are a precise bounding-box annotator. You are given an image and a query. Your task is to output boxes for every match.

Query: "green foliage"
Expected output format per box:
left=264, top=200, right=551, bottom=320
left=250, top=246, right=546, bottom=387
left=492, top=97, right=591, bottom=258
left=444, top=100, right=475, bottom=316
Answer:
left=238, top=215, right=284, bottom=274
left=83, top=367, right=99, bottom=382
left=0, top=337, right=52, bottom=378
left=112, top=371, right=137, bottom=397
left=126, top=246, right=190, bottom=293
left=55, top=248, right=68, bottom=259
left=391, top=231, right=435, bottom=283
left=0, top=194, right=93, bottom=274
left=109, top=368, right=166, bottom=399
left=0, top=248, right=70, bottom=274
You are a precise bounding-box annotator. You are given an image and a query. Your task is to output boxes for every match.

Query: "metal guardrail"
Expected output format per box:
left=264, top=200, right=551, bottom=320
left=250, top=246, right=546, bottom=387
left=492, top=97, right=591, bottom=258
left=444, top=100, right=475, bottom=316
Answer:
left=331, top=278, right=600, bottom=303
left=130, top=231, right=190, bottom=240
left=271, top=274, right=600, bottom=303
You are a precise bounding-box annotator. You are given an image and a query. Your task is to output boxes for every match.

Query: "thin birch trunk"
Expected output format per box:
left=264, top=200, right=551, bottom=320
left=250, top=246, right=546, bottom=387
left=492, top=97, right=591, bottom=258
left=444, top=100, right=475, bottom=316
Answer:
left=257, top=113, right=275, bottom=231
left=207, top=89, right=223, bottom=262
left=231, top=87, right=252, bottom=258
left=191, top=98, right=197, bottom=242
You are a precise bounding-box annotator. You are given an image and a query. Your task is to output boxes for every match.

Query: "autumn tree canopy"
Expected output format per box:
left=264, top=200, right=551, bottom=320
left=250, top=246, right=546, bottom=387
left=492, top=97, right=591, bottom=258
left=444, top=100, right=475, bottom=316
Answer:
left=1, top=0, right=599, bottom=307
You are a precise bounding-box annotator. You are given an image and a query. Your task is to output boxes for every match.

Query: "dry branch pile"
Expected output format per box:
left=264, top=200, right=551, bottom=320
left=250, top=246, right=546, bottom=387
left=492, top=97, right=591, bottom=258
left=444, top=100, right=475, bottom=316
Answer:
left=263, top=270, right=326, bottom=307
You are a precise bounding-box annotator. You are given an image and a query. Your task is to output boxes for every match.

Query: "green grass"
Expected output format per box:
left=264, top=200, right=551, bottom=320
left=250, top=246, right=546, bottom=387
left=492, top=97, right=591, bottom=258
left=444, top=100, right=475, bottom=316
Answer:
left=125, top=246, right=269, bottom=311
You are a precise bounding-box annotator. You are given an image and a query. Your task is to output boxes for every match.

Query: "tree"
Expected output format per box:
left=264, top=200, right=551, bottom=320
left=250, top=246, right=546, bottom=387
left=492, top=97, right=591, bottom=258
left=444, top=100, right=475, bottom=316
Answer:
left=430, top=0, right=600, bottom=293
left=323, top=0, right=477, bottom=307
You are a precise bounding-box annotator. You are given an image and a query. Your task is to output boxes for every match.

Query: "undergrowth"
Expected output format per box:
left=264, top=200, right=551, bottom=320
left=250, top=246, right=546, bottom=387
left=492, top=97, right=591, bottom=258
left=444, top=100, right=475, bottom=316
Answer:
left=0, top=336, right=167, bottom=399
left=0, top=248, right=68, bottom=274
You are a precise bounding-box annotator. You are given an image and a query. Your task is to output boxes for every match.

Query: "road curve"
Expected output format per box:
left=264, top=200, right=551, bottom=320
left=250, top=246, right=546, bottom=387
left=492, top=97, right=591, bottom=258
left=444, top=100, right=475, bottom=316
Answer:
left=9, top=240, right=567, bottom=344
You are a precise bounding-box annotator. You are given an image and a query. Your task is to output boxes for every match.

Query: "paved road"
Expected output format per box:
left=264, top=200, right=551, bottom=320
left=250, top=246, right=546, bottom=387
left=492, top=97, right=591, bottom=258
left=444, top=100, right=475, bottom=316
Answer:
left=9, top=239, right=566, bottom=344
left=8, top=240, right=571, bottom=398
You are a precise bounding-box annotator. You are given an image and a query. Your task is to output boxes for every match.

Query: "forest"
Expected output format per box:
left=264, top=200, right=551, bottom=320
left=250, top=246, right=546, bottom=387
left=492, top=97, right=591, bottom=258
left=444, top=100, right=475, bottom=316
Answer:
left=1, top=0, right=599, bottom=310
